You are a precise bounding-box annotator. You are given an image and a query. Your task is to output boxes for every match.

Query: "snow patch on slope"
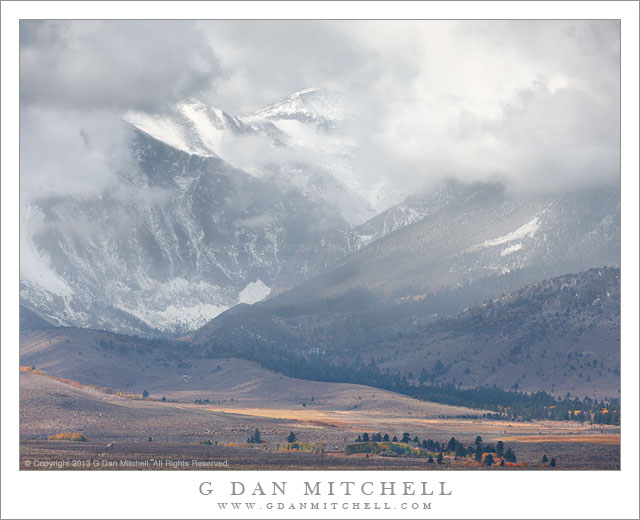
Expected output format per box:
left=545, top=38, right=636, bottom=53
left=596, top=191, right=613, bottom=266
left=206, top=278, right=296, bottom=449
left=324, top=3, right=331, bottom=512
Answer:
left=500, top=243, right=523, bottom=256
left=238, top=280, right=271, bottom=304
left=482, top=217, right=540, bottom=247
left=119, top=303, right=229, bottom=334
left=467, top=217, right=540, bottom=253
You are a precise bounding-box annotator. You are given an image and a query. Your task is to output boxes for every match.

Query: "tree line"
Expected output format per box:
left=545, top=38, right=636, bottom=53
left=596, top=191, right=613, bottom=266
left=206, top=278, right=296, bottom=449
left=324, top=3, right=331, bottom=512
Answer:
left=347, top=432, right=520, bottom=466
left=216, top=343, right=620, bottom=424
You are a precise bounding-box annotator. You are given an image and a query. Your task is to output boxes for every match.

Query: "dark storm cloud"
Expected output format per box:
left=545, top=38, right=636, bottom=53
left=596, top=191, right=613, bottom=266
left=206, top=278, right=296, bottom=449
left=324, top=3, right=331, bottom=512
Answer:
left=20, top=20, right=221, bottom=111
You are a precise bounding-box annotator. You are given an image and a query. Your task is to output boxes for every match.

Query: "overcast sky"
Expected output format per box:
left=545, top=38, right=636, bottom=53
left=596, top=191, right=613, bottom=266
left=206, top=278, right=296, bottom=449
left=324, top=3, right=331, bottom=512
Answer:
left=20, top=20, right=620, bottom=200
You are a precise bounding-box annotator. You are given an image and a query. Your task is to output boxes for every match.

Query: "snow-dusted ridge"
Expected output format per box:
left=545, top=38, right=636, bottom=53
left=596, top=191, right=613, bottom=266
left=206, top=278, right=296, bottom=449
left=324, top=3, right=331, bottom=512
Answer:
left=243, top=87, right=346, bottom=127
left=20, top=106, right=363, bottom=336
left=124, top=89, right=378, bottom=226
left=124, top=97, right=254, bottom=158
left=21, top=87, right=620, bottom=337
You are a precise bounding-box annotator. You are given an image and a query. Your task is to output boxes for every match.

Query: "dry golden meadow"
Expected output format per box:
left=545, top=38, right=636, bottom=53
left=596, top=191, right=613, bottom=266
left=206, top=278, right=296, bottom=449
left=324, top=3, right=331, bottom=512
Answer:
left=20, top=370, right=619, bottom=470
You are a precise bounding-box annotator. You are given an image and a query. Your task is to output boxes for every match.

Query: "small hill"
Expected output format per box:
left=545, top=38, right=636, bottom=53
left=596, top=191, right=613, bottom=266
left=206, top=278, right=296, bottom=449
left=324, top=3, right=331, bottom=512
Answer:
left=20, top=304, right=57, bottom=331
left=20, top=328, right=483, bottom=417
left=365, top=267, right=620, bottom=400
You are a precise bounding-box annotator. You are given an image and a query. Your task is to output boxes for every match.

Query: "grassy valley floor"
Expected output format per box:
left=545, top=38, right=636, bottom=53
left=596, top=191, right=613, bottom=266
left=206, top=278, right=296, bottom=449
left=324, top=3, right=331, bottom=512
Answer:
left=20, top=372, right=619, bottom=470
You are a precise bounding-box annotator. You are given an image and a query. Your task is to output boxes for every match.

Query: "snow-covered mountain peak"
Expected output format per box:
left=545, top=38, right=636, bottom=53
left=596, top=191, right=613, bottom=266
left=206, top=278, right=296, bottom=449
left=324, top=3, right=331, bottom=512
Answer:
left=124, top=98, right=254, bottom=158
left=244, top=87, right=347, bottom=128
left=296, top=87, right=323, bottom=95
left=122, top=90, right=375, bottom=227
left=180, top=96, right=210, bottom=109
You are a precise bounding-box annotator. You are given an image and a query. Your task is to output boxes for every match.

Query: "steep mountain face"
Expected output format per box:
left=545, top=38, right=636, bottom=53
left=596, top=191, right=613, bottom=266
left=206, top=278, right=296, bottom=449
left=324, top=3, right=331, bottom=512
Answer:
left=21, top=88, right=395, bottom=335
left=243, top=87, right=402, bottom=219
left=125, top=97, right=256, bottom=157
left=354, top=180, right=473, bottom=245
left=20, top=129, right=357, bottom=336
left=272, top=182, right=620, bottom=304
left=126, top=89, right=376, bottom=226
left=20, top=87, right=620, bottom=342
left=192, top=182, right=620, bottom=367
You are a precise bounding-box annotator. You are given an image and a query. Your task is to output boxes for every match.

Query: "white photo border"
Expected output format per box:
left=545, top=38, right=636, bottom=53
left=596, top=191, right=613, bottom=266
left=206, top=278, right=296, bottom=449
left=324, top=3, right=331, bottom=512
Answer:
left=2, top=2, right=638, bottom=519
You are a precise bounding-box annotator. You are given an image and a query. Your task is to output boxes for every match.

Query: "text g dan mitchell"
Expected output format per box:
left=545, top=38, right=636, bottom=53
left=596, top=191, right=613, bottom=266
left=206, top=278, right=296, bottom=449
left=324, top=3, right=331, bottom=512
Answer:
left=199, top=480, right=453, bottom=497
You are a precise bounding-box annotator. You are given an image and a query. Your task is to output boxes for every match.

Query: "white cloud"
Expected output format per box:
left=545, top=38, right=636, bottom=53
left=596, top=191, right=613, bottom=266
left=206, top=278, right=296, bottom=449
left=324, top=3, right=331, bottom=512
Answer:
left=20, top=107, right=132, bottom=198
left=336, top=20, right=620, bottom=192
left=20, top=20, right=220, bottom=111
left=20, top=20, right=620, bottom=204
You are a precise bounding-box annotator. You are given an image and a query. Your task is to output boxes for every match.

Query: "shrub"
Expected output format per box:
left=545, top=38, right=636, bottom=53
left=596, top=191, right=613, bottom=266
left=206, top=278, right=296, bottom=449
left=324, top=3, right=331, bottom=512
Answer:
left=277, top=442, right=324, bottom=454
left=48, top=432, right=88, bottom=442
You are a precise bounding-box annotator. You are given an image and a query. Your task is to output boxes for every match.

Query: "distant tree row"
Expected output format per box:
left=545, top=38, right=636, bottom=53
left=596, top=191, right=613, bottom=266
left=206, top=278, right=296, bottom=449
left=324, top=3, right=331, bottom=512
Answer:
left=351, top=432, right=518, bottom=464
left=216, top=341, right=620, bottom=424
left=245, top=429, right=302, bottom=445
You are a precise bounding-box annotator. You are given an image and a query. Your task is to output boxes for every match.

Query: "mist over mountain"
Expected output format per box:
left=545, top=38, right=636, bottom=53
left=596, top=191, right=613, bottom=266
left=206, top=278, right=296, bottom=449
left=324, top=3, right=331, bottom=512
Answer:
left=191, top=179, right=619, bottom=348
left=124, top=88, right=385, bottom=224
left=19, top=87, right=620, bottom=337
left=19, top=20, right=621, bottom=341
left=256, top=180, right=619, bottom=310
left=20, top=92, right=373, bottom=335
left=21, top=20, right=621, bottom=200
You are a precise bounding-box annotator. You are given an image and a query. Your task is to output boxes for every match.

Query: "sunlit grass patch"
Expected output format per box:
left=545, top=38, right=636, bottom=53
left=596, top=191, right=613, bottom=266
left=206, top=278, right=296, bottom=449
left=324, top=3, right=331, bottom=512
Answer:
left=47, top=432, right=88, bottom=442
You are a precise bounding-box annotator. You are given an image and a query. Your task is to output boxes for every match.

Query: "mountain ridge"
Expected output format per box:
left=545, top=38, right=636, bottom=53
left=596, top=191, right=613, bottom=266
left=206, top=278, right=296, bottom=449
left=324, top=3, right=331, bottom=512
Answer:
left=191, top=267, right=620, bottom=400
left=20, top=89, right=620, bottom=340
